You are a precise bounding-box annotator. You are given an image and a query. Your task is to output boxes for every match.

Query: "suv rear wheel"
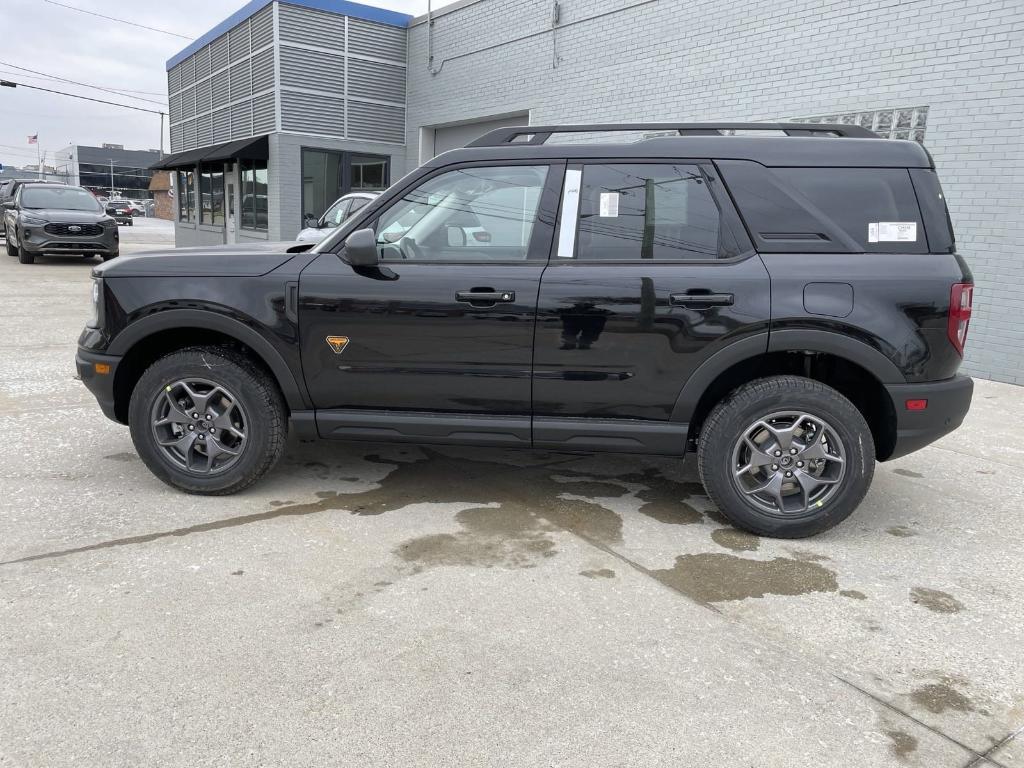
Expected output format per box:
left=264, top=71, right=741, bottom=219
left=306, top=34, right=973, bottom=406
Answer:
left=128, top=347, right=287, bottom=494
left=697, top=376, right=874, bottom=538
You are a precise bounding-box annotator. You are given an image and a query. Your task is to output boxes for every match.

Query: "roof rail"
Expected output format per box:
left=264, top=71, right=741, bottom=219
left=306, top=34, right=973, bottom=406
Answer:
left=467, top=122, right=878, bottom=147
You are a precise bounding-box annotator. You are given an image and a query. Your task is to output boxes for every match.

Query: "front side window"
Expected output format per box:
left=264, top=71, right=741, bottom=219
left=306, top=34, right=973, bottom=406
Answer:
left=199, top=165, right=225, bottom=225
left=240, top=159, right=268, bottom=231
left=320, top=198, right=351, bottom=229
left=572, top=164, right=721, bottom=260
left=374, top=165, right=548, bottom=262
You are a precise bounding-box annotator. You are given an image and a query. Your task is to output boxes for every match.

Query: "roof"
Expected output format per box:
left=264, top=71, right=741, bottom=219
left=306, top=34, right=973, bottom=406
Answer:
left=426, top=135, right=933, bottom=169
left=167, top=0, right=413, bottom=70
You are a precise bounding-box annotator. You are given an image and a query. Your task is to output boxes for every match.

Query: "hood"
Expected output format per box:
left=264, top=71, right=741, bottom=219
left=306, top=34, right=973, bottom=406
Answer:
left=22, top=209, right=111, bottom=224
left=95, top=241, right=315, bottom=278
left=296, top=227, right=328, bottom=243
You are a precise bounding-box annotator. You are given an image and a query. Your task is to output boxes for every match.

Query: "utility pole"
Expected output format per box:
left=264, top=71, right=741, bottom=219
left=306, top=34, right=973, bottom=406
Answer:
left=37, top=140, right=42, bottom=180
left=110, top=159, right=115, bottom=198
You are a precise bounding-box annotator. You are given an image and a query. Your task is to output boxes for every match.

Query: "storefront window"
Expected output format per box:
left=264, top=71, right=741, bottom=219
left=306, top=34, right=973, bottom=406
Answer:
left=199, top=165, right=225, bottom=225
left=240, top=159, right=268, bottom=231
left=300, top=148, right=389, bottom=224
left=176, top=169, right=195, bottom=222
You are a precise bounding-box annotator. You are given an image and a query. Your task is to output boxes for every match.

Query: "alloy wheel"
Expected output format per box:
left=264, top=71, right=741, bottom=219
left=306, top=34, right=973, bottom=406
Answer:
left=150, top=378, right=248, bottom=475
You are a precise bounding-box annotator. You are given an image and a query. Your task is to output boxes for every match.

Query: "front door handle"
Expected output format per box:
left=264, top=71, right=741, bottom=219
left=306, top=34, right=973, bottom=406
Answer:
left=456, top=290, right=516, bottom=304
left=670, top=292, right=734, bottom=308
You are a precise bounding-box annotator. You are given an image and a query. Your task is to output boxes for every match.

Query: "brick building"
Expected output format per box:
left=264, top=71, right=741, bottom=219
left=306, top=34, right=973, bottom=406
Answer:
left=159, top=0, right=1024, bottom=382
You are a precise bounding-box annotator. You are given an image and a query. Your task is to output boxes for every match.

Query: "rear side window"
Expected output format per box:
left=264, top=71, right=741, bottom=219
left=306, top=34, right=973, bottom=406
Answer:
left=773, top=168, right=925, bottom=253
left=574, top=164, right=722, bottom=260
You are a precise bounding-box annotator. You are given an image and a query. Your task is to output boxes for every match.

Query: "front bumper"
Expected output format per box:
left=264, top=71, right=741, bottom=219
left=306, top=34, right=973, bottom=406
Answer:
left=22, top=228, right=118, bottom=255
left=884, top=375, right=973, bottom=460
left=76, top=347, right=123, bottom=423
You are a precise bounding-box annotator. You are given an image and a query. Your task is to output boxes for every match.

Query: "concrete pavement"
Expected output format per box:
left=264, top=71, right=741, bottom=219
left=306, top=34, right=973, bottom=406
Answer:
left=1, top=220, right=1022, bottom=767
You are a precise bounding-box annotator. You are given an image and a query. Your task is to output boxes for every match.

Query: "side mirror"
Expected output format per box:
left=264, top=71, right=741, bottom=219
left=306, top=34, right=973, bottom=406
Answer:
left=343, top=227, right=379, bottom=267
left=303, top=213, right=316, bottom=228
left=1, top=201, right=14, bottom=210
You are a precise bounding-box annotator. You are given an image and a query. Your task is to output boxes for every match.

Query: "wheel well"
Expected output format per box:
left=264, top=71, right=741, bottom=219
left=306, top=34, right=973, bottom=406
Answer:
left=112, top=328, right=285, bottom=424
left=688, top=352, right=898, bottom=460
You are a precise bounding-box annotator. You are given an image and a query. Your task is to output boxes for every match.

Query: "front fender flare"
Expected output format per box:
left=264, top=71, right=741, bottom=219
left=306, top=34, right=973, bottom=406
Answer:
left=108, top=308, right=308, bottom=410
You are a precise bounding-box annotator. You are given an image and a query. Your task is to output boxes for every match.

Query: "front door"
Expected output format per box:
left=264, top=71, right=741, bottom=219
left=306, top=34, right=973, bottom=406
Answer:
left=300, top=161, right=564, bottom=444
left=532, top=161, right=770, bottom=452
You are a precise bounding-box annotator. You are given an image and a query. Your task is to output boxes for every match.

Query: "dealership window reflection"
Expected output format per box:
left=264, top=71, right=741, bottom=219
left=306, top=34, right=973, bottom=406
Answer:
left=199, top=165, right=225, bottom=225
left=240, top=159, right=268, bottom=231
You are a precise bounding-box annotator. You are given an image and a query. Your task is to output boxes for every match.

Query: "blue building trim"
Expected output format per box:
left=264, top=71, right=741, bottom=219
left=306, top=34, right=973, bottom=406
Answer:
left=167, top=0, right=412, bottom=70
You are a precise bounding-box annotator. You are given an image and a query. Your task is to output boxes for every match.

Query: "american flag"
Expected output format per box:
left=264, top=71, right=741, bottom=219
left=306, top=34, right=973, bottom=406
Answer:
left=27, top=135, right=37, bottom=145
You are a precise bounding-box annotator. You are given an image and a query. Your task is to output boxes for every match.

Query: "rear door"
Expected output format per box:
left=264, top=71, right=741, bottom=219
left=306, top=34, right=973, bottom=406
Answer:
left=532, top=160, right=770, bottom=452
left=299, top=161, right=564, bottom=444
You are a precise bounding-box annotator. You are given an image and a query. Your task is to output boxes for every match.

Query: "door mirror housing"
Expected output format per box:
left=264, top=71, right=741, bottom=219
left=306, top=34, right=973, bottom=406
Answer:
left=343, top=227, right=379, bottom=267
left=303, top=213, right=317, bottom=228
left=1, top=200, right=14, bottom=210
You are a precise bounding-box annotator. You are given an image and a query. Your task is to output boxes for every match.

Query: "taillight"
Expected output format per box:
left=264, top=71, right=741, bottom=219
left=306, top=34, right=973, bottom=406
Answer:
left=948, top=283, right=973, bottom=356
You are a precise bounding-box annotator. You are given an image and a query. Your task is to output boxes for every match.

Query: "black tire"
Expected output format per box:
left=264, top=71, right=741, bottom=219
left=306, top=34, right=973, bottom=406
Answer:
left=128, top=346, right=287, bottom=494
left=127, top=220, right=133, bottom=227
left=697, top=375, right=874, bottom=538
left=5, top=236, right=16, bottom=258
left=101, top=250, right=119, bottom=261
left=17, top=238, right=33, bottom=264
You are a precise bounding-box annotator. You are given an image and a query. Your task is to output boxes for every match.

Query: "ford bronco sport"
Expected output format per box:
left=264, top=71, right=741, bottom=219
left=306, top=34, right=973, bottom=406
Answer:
left=76, top=123, right=974, bottom=538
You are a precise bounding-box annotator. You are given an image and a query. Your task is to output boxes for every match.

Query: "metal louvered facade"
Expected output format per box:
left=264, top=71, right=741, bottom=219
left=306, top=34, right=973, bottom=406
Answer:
left=167, top=0, right=408, bottom=154
left=165, top=0, right=411, bottom=245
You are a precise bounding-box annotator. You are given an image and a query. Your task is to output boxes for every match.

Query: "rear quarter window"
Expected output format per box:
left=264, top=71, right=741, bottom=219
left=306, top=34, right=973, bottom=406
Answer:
left=772, top=168, right=926, bottom=254
left=717, top=160, right=928, bottom=254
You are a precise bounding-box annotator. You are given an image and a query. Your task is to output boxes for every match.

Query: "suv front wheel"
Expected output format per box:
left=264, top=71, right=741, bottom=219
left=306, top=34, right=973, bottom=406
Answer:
left=128, top=347, right=287, bottom=494
left=697, top=376, right=874, bottom=538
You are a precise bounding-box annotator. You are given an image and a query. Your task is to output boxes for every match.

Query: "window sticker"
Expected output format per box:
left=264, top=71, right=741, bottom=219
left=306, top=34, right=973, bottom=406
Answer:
left=868, top=221, right=917, bottom=243
left=599, top=192, right=619, bottom=217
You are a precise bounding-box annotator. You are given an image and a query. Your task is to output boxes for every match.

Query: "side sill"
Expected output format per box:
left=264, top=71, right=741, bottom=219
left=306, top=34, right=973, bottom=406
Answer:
left=533, top=417, right=688, bottom=455
left=316, top=409, right=531, bottom=447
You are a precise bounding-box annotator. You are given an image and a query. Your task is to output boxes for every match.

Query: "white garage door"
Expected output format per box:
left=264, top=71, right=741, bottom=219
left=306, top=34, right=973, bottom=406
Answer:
left=432, top=114, right=529, bottom=156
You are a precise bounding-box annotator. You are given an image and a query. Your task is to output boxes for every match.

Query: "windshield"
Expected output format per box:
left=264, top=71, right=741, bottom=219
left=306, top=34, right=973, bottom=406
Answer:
left=21, top=186, right=101, bottom=212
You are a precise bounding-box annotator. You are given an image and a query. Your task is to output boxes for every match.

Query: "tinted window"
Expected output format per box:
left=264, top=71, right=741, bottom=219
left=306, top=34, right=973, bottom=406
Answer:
left=574, top=164, right=721, bottom=260
left=21, top=186, right=100, bottom=212
left=774, top=168, right=926, bottom=253
left=375, top=165, right=548, bottom=262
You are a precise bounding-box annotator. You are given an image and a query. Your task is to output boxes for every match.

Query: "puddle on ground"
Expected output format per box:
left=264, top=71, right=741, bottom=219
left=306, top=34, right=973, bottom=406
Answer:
left=910, top=675, right=981, bottom=714
left=893, top=468, right=924, bottom=479
left=840, top=589, right=867, bottom=600
left=103, top=452, right=137, bottom=462
left=884, top=728, right=918, bottom=760
left=887, top=526, right=917, bottom=538
left=650, top=553, right=838, bottom=603
left=580, top=568, right=616, bottom=579
left=3, top=447, right=701, bottom=568
left=910, top=587, right=964, bottom=614
left=710, top=527, right=760, bottom=552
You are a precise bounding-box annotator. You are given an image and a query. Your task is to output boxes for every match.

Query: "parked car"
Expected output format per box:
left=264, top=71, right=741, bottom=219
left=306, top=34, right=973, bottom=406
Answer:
left=128, top=200, right=147, bottom=217
left=105, top=200, right=134, bottom=225
left=76, top=122, right=973, bottom=538
left=4, top=183, right=118, bottom=264
left=1, top=178, right=64, bottom=239
left=296, top=192, right=380, bottom=243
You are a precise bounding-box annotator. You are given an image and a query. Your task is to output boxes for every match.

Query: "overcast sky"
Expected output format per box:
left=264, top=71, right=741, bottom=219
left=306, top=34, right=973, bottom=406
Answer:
left=0, top=0, right=450, bottom=170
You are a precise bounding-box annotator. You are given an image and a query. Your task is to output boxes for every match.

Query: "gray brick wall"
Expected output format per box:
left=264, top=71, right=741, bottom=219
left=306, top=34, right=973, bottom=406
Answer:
left=406, top=0, right=1024, bottom=384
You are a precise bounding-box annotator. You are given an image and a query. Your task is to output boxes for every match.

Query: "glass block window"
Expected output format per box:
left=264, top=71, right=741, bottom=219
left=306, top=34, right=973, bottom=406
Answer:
left=792, top=107, right=929, bottom=143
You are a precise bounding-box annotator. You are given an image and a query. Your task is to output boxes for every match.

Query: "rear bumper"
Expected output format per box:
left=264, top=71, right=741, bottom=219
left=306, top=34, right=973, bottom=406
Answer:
left=883, top=375, right=973, bottom=460
left=76, top=347, right=122, bottom=423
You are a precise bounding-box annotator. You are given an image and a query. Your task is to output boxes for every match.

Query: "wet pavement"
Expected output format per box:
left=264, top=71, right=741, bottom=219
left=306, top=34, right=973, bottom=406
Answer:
left=1, top=224, right=1022, bottom=767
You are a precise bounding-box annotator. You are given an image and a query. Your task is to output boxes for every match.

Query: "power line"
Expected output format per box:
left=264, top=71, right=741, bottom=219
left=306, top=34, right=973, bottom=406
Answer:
left=0, top=61, right=167, bottom=103
left=41, top=0, right=192, bottom=40
left=0, top=80, right=166, bottom=115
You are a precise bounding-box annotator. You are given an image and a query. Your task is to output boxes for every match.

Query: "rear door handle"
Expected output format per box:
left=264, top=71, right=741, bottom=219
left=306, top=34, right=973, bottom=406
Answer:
left=456, top=290, right=516, bottom=303
left=670, top=292, right=734, bottom=308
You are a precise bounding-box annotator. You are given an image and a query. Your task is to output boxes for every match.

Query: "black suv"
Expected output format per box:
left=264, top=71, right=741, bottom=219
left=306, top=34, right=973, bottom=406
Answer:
left=76, top=123, right=974, bottom=538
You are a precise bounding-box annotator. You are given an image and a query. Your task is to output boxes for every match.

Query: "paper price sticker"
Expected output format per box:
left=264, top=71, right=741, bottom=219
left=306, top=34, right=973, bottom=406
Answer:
left=868, top=222, right=917, bottom=243
left=599, top=192, right=619, bottom=217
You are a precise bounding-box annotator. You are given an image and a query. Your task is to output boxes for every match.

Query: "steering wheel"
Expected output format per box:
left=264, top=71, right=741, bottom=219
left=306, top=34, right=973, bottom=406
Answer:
left=398, top=237, right=424, bottom=261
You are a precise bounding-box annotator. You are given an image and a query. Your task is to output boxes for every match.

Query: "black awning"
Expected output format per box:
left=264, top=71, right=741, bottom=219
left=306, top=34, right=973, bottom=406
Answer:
left=149, top=135, right=269, bottom=170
